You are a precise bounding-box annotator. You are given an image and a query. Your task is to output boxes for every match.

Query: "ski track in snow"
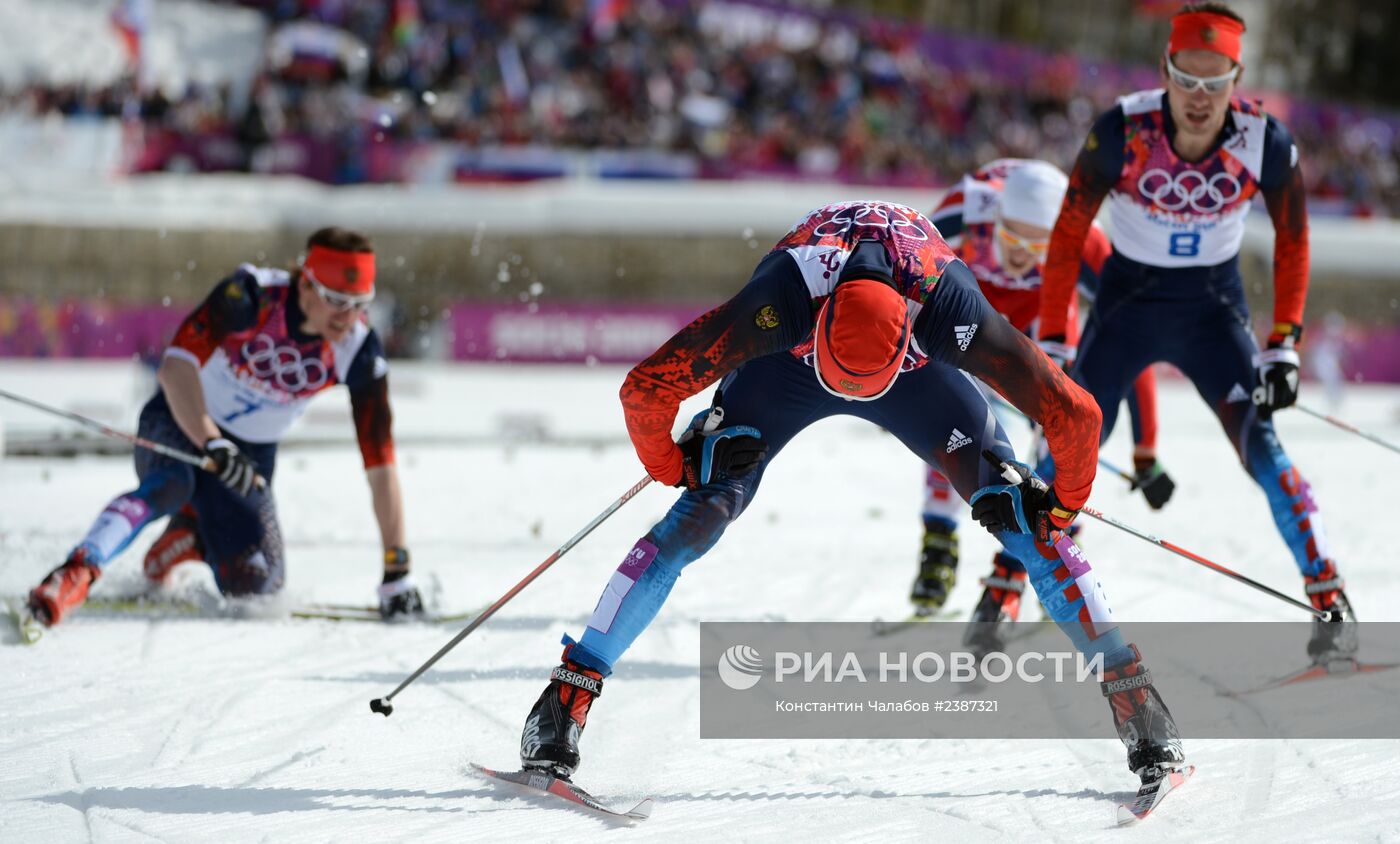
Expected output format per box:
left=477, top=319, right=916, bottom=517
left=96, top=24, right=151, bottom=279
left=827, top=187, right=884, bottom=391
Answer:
left=3, top=363, right=1400, bottom=841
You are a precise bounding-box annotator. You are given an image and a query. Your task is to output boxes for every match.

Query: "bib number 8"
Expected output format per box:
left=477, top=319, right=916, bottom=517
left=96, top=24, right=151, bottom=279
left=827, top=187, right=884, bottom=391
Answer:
left=1168, top=232, right=1201, bottom=257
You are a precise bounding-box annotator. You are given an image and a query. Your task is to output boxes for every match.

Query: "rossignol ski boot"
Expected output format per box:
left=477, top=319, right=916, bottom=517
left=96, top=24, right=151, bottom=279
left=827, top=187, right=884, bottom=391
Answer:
left=520, top=645, right=604, bottom=779
left=1101, top=646, right=1186, bottom=782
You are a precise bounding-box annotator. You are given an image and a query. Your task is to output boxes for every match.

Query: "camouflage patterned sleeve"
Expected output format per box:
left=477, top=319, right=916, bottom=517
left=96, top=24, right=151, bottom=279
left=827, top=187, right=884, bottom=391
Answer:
left=1259, top=116, right=1309, bottom=330
left=347, top=330, right=395, bottom=469
left=1039, top=110, right=1122, bottom=340
left=167, top=270, right=260, bottom=364
left=350, top=376, right=395, bottom=469
left=620, top=252, right=813, bottom=485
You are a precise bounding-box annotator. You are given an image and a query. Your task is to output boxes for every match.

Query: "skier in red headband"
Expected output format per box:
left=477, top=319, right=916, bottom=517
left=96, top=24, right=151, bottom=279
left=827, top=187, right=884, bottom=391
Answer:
left=1039, top=1, right=1355, bottom=665
left=26, top=227, right=424, bottom=626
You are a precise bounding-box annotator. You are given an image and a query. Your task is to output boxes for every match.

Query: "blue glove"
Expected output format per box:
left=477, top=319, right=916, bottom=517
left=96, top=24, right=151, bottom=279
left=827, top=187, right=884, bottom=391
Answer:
left=676, top=408, right=767, bottom=490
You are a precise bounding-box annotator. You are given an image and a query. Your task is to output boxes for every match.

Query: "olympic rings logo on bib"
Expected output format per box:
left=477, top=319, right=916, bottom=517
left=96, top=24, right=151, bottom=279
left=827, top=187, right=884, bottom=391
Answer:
left=240, top=333, right=329, bottom=393
left=1137, top=168, right=1242, bottom=213
left=811, top=203, right=930, bottom=241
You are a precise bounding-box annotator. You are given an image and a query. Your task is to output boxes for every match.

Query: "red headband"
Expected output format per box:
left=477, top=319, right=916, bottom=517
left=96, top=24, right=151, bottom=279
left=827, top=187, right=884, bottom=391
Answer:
left=1169, top=11, right=1244, bottom=63
left=303, top=245, right=375, bottom=296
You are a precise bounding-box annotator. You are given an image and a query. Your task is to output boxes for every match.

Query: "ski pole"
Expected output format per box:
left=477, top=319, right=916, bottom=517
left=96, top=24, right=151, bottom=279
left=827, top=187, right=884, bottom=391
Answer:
left=989, top=395, right=1135, bottom=485
left=370, top=474, right=654, bottom=716
left=1078, top=505, right=1329, bottom=620
left=1095, top=456, right=1136, bottom=485
left=1294, top=403, right=1400, bottom=458
left=0, top=387, right=266, bottom=490
left=980, top=449, right=1326, bottom=620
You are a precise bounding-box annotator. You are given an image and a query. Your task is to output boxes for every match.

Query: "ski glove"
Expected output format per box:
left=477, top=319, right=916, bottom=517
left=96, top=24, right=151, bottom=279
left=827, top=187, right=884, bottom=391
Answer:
left=204, top=437, right=259, bottom=497
left=1253, top=325, right=1302, bottom=418
left=676, top=408, right=768, bottom=490
left=1130, top=457, right=1176, bottom=511
left=970, top=450, right=1077, bottom=545
left=1037, top=334, right=1075, bottom=373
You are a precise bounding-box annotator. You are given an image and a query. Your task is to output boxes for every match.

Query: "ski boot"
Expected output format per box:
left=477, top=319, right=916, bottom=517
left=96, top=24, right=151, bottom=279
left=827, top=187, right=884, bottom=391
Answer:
left=143, top=505, right=204, bottom=585
left=1304, top=561, right=1357, bottom=664
left=521, top=645, right=604, bottom=779
left=910, top=522, right=958, bottom=617
left=378, top=548, right=426, bottom=622
left=963, top=552, right=1026, bottom=658
left=27, top=548, right=102, bottom=627
left=1102, top=646, right=1185, bottom=780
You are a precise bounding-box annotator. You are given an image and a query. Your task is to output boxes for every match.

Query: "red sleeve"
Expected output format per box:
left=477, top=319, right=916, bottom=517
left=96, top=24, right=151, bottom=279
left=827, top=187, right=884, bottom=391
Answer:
left=1040, top=159, right=1112, bottom=340
left=168, top=275, right=258, bottom=363
left=350, top=377, right=396, bottom=469
left=621, top=288, right=803, bottom=485
left=1081, top=224, right=1111, bottom=276
left=1130, top=366, right=1158, bottom=454
left=1263, top=165, right=1310, bottom=328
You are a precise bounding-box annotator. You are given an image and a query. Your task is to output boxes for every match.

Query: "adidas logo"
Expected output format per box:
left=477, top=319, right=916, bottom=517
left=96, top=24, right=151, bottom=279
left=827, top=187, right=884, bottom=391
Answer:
left=946, top=428, right=973, bottom=453
left=1226, top=383, right=1250, bottom=403
left=955, top=323, right=978, bottom=352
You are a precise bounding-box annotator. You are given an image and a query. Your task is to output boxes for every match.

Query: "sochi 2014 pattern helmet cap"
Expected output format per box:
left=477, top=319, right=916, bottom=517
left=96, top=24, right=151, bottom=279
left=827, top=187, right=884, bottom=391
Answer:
left=813, top=278, right=911, bottom=402
left=1000, top=161, right=1069, bottom=231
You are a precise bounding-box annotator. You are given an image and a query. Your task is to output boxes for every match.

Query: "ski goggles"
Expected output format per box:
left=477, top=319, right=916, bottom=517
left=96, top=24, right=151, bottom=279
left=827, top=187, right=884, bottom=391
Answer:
left=995, top=220, right=1051, bottom=258
left=1164, top=54, right=1240, bottom=94
left=303, top=268, right=375, bottom=311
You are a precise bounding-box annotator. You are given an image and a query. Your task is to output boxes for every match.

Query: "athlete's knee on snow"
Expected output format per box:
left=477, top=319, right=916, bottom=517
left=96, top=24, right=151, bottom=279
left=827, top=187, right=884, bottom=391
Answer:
left=212, top=546, right=285, bottom=596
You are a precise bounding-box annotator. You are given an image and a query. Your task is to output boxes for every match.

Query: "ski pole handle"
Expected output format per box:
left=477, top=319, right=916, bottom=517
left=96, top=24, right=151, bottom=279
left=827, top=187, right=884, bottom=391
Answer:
left=370, top=474, right=654, bottom=716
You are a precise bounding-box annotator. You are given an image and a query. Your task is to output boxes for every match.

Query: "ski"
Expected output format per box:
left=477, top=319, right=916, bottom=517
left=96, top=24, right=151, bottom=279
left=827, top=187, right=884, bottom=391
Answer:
left=3, top=598, right=43, bottom=645
left=1230, top=659, right=1400, bottom=696
left=82, top=596, right=206, bottom=616
left=470, top=763, right=653, bottom=822
left=291, top=604, right=487, bottom=624
left=871, top=608, right=963, bottom=636
left=1116, top=764, right=1194, bottom=825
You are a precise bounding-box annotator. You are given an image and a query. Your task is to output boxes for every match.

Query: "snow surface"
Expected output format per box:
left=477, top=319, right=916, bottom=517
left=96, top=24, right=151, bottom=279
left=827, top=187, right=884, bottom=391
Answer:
left=4, top=361, right=1400, bottom=842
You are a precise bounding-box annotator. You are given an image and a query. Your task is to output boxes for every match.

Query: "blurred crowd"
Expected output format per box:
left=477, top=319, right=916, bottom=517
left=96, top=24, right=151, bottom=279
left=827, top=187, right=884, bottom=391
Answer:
left=2, top=0, right=1398, bottom=215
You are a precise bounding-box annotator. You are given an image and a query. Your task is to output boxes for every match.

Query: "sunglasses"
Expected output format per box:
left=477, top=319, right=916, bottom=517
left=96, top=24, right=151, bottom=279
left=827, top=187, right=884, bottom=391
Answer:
left=996, top=221, right=1050, bottom=257
left=303, top=268, right=374, bottom=312
left=1164, top=54, right=1240, bottom=94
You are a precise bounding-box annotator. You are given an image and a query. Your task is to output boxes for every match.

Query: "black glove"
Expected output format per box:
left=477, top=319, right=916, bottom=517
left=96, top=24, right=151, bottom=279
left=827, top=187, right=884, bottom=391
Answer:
left=1130, top=457, right=1175, bottom=510
left=204, top=437, right=258, bottom=497
left=1252, top=325, right=1302, bottom=418
left=676, top=408, right=768, bottom=490
left=379, top=548, right=425, bottom=621
left=970, top=450, right=1077, bottom=545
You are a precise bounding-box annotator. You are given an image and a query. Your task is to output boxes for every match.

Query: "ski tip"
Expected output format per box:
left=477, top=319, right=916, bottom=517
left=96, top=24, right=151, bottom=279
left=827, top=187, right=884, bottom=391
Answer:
left=4, top=599, right=44, bottom=645
left=626, top=797, right=655, bottom=820
left=1115, top=764, right=1194, bottom=826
